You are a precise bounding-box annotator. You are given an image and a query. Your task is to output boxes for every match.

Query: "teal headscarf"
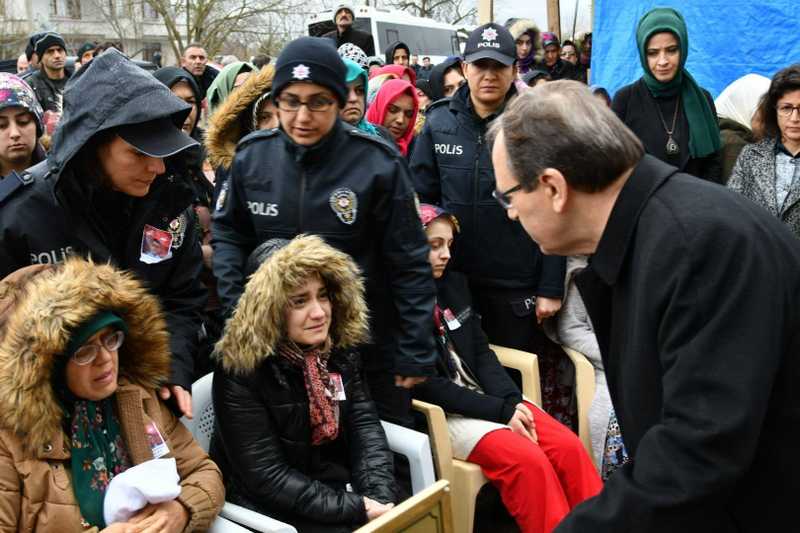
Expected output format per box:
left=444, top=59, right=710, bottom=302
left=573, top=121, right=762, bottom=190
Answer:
left=636, top=7, right=721, bottom=157
left=207, top=61, right=256, bottom=115
left=343, top=58, right=380, bottom=137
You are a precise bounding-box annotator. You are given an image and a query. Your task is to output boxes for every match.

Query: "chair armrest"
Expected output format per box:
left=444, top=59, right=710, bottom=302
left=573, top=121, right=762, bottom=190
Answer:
left=220, top=502, right=298, bottom=533
left=380, top=420, right=437, bottom=494
left=562, top=346, right=596, bottom=462
left=411, top=400, right=454, bottom=481
left=490, top=344, right=542, bottom=406
left=209, top=516, right=256, bottom=532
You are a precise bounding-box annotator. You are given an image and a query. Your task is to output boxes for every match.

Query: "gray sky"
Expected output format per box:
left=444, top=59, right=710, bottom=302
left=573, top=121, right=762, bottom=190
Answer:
left=494, top=0, right=592, bottom=38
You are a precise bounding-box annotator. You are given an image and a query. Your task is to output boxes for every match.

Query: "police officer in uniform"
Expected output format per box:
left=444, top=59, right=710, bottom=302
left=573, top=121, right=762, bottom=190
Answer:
left=0, top=50, right=206, bottom=418
left=410, top=24, right=567, bottom=400
left=212, top=37, right=436, bottom=425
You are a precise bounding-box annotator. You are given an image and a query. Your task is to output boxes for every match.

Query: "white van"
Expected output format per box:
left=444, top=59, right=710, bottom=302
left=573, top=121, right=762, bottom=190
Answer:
left=307, top=6, right=461, bottom=64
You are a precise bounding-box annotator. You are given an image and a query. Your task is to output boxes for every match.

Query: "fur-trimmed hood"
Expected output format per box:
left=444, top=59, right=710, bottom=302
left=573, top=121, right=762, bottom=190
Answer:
left=215, top=235, right=369, bottom=375
left=0, top=258, right=170, bottom=453
left=205, top=65, right=275, bottom=171
left=508, top=18, right=543, bottom=63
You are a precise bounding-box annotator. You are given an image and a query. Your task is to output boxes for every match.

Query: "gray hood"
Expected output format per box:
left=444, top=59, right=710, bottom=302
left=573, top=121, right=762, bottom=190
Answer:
left=48, top=49, right=191, bottom=176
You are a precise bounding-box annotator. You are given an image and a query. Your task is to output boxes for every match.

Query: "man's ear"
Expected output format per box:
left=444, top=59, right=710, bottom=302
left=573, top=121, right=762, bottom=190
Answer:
left=539, top=168, right=569, bottom=213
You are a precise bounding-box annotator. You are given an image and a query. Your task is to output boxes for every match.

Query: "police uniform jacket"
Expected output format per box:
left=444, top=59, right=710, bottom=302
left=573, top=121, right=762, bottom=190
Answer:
left=0, top=50, right=207, bottom=392
left=555, top=155, right=800, bottom=533
left=211, top=120, right=436, bottom=377
left=409, top=83, right=565, bottom=295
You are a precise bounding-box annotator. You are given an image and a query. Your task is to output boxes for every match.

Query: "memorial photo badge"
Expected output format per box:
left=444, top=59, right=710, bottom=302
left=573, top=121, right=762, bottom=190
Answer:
left=329, top=188, right=358, bottom=225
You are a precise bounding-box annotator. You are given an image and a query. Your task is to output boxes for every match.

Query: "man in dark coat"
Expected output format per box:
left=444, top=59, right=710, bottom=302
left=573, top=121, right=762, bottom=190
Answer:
left=322, top=4, right=375, bottom=57
left=181, top=43, right=220, bottom=100
left=25, top=32, right=73, bottom=116
left=490, top=80, right=800, bottom=533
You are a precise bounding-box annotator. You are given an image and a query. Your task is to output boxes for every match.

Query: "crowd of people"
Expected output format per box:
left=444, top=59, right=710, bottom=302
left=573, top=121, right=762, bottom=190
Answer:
left=0, top=3, right=798, bottom=533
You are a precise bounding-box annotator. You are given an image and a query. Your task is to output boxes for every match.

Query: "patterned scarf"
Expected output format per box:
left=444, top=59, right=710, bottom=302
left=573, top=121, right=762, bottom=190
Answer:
left=69, top=398, right=133, bottom=528
left=278, top=338, right=339, bottom=445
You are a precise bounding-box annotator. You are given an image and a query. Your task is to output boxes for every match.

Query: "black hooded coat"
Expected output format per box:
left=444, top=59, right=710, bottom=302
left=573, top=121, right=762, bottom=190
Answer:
left=0, top=50, right=207, bottom=392
left=384, top=41, right=410, bottom=66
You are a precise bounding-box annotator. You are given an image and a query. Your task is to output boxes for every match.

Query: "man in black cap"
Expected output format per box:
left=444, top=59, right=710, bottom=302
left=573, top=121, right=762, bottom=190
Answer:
left=410, top=23, right=567, bottom=412
left=212, top=36, right=436, bottom=426
left=0, top=49, right=206, bottom=419
left=25, top=31, right=72, bottom=114
left=323, top=4, right=375, bottom=57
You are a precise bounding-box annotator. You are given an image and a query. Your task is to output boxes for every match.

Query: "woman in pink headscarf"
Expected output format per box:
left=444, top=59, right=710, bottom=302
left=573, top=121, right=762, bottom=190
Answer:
left=366, top=78, right=419, bottom=157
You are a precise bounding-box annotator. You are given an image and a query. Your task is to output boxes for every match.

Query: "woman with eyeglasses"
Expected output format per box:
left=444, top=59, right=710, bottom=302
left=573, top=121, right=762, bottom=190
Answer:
left=612, top=7, right=722, bottom=183
left=0, top=258, right=223, bottom=532
left=212, top=37, right=436, bottom=428
left=729, top=64, right=800, bottom=238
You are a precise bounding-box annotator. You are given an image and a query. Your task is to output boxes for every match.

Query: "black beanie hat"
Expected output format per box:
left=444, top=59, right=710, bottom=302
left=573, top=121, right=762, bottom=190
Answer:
left=25, top=32, right=46, bottom=61
left=34, top=32, right=67, bottom=59
left=272, top=37, right=348, bottom=107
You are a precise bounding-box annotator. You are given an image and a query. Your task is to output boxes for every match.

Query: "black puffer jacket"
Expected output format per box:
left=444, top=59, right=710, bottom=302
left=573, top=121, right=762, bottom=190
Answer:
left=212, top=119, right=436, bottom=376
left=211, top=235, right=396, bottom=529
left=0, top=50, right=206, bottom=391
left=409, top=83, right=566, bottom=294
left=413, top=271, right=522, bottom=423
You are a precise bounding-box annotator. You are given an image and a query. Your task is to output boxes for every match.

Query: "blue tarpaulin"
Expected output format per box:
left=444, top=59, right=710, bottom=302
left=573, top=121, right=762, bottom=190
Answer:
left=592, top=0, right=800, bottom=99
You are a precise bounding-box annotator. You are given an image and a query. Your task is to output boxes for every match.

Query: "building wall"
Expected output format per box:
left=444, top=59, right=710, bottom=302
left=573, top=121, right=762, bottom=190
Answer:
left=3, top=0, right=183, bottom=65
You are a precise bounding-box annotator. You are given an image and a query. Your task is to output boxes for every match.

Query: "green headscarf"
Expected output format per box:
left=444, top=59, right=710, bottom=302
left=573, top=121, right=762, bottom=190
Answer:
left=63, top=311, right=132, bottom=528
left=636, top=7, right=720, bottom=157
left=343, top=58, right=380, bottom=137
left=207, top=61, right=256, bottom=115
left=70, top=399, right=132, bottom=528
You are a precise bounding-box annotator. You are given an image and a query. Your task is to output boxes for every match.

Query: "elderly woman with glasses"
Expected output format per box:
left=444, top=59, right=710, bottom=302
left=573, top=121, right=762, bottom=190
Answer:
left=729, top=64, right=800, bottom=238
left=0, top=258, right=223, bottom=532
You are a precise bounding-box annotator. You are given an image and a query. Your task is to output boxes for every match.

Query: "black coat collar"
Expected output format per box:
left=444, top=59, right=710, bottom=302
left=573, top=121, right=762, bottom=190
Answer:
left=590, top=155, right=678, bottom=285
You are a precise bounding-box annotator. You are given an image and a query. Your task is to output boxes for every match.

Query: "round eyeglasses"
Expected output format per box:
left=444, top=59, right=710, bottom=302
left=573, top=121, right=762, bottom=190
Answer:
left=72, top=330, right=125, bottom=366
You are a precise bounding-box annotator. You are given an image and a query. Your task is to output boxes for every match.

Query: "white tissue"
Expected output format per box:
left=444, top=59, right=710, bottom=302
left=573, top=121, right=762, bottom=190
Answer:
left=103, top=458, right=182, bottom=525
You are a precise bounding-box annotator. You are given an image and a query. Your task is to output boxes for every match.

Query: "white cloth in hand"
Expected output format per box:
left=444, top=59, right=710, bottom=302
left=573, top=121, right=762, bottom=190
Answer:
left=103, top=458, right=181, bottom=525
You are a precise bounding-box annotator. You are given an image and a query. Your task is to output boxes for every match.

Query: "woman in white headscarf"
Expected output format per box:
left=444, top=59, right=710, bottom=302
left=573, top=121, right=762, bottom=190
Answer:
left=715, top=73, right=770, bottom=182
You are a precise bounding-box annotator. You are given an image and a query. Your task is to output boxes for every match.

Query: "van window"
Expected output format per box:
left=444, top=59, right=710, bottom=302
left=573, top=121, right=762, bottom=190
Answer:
left=376, top=22, right=458, bottom=56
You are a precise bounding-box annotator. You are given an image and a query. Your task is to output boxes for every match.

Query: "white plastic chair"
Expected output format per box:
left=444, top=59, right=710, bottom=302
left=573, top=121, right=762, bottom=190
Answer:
left=184, top=372, right=298, bottom=533
left=185, top=372, right=437, bottom=530
left=380, top=420, right=436, bottom=494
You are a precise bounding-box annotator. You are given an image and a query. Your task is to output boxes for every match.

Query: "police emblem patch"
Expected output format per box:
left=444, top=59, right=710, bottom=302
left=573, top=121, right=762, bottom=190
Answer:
left=292, top=64, right=311, bottom=80
left=329, top=188, right=358, bottom=225
left=168, top=214, right=187, bottom=249
left=216, top=181, right=229, bottom=212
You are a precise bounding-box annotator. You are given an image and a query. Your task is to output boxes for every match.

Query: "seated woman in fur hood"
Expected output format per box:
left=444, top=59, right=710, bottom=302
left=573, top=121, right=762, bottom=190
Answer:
left=0, top=258, right=224, bottom=532
left=211, top=234, right=397, bottom=533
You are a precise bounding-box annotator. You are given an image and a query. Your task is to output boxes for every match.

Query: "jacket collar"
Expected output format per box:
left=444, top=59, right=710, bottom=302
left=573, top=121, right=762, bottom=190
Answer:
left=449, top=82, right=517, bottom=123
left=590, top=155, right=678, bottom=285
left=280, top=119, right=344, bottom=166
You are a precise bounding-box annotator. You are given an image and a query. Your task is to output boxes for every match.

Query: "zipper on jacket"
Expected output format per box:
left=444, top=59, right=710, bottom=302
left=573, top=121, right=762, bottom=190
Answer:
left=298, top=168, right=306, bottom=232
left=472, top=132, right=483, bottom=232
